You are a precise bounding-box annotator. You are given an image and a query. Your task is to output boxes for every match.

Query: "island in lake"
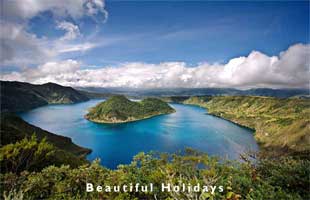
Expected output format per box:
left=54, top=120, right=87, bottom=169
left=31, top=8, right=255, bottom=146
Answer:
left=85, top=95, right=175, bottom=123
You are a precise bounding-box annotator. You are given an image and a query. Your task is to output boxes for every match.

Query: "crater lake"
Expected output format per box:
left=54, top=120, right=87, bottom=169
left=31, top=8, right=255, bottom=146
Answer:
left=20, top=99, right=259, bottom=169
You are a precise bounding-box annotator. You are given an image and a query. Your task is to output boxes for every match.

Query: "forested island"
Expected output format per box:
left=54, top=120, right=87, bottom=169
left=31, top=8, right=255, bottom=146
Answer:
left=85, top=95, right=175, bottom=123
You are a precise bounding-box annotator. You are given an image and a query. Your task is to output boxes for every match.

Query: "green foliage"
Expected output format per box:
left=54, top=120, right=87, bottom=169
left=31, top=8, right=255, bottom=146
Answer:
left=85, top=95, right=175, bottom=123
left=160, top=96, right=191, bottom=103
left=203, top=96, right=310, bottom=155
left=1, top=149, right=308, bottom=199
left=1, top=81, right=89, bottom=113
left=165, top=95, right=309, bottom=155
left=0, top=135, right=88, bottom=174
left=0, top=135, right=54, bottom=173
left=183, top=96, right=212, bottom=108
left=1, top=114, right=91, bottom=156
left=257, top=156, right=310, bottom=198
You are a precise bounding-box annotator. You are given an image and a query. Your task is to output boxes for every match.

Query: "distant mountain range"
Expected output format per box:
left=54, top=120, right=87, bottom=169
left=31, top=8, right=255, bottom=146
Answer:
left=1, top=81, right=308, bottom=113
left=76, top=87, right=309, bottom=98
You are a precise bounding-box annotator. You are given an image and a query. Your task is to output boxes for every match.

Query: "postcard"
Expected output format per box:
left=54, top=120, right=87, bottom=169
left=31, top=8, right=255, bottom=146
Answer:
left=0, top=1, right=309, bottom=199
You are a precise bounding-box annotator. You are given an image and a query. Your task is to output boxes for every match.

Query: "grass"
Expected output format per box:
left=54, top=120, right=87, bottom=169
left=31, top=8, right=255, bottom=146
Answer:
left=202, top=96, right=310, bottom=156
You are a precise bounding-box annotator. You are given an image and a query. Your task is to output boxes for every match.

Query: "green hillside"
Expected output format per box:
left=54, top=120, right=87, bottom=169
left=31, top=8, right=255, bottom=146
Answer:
left=85, top=95, right=175, bottom=123
left=203, top=96, right=310, bottom=155
left=183, top=96, right=212, bottom=107
left=0, top=81, right=92, bottom=171
left=1, top=114, right=91, bottom=156
left=1, top=81, right=89, bottom=112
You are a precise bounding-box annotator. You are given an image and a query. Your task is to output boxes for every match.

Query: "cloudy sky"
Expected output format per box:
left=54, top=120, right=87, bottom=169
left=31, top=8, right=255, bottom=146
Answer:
left=0, top=0, right=309, bottom=89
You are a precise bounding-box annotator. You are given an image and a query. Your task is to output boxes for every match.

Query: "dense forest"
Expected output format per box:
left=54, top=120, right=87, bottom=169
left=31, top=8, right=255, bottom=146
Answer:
left=85, top=95, right=175, bottom=123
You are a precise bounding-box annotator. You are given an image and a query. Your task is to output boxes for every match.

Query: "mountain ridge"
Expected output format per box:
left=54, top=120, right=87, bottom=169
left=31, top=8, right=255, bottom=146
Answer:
left=76, top=86, right=309, bottom=98
left=1, top=81, right=89, bottom=112
left=0, top=81, right=91, bottom=164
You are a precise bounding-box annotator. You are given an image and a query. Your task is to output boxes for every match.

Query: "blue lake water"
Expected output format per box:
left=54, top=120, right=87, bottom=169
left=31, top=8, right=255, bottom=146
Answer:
left=20, top=99, right=259, bottom=169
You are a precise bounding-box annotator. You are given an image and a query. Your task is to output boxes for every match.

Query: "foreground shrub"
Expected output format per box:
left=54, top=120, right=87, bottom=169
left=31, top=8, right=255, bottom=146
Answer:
left=0, top=135, right=87, bottom=174
left=1, top=148, right=308, bottom=199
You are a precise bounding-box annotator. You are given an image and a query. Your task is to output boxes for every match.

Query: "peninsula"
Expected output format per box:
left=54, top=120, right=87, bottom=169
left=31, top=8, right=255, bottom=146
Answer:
left=85, top=95, right=175, bottom=123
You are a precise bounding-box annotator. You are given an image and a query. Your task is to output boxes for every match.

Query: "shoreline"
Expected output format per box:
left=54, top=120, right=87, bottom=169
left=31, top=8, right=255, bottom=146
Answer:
left=85, top=110, right=176, bottom=124
left=180, top=102, right=256, bottom=132
left=206, top=113, right=256, bottom=132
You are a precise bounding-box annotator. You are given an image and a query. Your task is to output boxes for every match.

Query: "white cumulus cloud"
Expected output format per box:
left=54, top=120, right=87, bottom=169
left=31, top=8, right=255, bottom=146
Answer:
left=0, top=0, right=107, bottom=67
left=56, top=21, right=81, bottom=41
left=1, top=60, right=81, bottom=84
left=0, top=21, right=53, bottom=66
left=1, top=43, right=309, bottom=89
left=2, top=0, right=108, bottom=21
